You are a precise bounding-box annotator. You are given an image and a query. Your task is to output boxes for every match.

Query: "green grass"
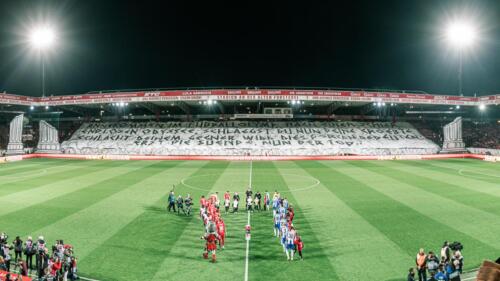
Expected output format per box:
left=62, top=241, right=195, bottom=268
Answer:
left=0, top=158, right=498, bottom=281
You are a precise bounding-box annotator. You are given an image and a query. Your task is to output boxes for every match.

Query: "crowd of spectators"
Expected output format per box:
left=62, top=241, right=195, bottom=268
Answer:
left=0, top=232, right=78, bottom=281
left=411, top=121, right=443, bottom=145
left=412, top=120, right=500, bottom=150
left=0, top=124, right=8, bottom=153
left=408, top=241, right=464, bottom=281
left=463, top=122, right=500, bottom=149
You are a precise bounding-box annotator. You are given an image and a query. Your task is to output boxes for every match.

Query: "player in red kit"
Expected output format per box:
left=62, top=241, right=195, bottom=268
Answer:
left=216, top=219, right=226, bottom=249
left=294, top=235, right=304, bottom=260
left=208, top=204, right=217, bottom=219
left=210, top=192, right=217, bottom=202
left=203, top=230, right=219, bottom=262
left=200, top=195, right=208, bottom=208
left=287, top=206, right=295, bottom=224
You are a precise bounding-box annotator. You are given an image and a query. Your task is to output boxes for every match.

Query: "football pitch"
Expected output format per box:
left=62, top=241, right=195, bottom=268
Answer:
left=0, top=158, right=499, bottom=281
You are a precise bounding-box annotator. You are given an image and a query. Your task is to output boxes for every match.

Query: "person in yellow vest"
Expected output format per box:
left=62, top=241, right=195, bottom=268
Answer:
left=415, top=248, right=427, bottom=281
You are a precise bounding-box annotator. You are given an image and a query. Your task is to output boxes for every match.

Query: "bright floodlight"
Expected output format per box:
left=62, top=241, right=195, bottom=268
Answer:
left=29, top=26, right=56, bottom=49
left=479, top=104, right=486, bottom=111
left=446, top=21, right=477, bottom=48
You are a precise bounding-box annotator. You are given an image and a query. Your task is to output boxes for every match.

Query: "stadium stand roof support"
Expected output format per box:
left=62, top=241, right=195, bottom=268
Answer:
left=58, top=105, right=87, bottom=116
left=327, top=102, right=342, bottom=115
left=176, top=101, right=191, bottom=115
left=139, top=103, right=159, bottom=115
left=216, top=101, right=226, bottom=114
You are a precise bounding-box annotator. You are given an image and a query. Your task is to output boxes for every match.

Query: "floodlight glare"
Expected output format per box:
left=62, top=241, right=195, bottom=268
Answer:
left=479, top=104, right=486, bottom=111
left=29, top=26, right=56, bottom=49
left=446, top=21, right=476, bottom=48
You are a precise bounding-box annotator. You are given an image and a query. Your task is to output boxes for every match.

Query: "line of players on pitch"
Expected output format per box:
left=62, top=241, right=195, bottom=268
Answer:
left=197, top=190, right=304, bottom=263
left=199, top=193, right=226, bottom=263
left=271, top=192, right=304, bottom=261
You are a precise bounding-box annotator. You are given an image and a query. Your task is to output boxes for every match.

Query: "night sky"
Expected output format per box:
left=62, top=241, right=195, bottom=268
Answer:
left=0, top=0, right=499, bottom=97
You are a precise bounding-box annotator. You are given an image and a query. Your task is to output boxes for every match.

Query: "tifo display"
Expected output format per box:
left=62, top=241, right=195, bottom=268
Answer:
left=61, top=121, right=439, bottom=156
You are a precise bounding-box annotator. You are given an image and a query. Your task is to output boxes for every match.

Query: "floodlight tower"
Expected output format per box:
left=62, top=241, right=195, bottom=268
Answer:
left=445, top=21, right=477, bottom=96
left=29, top=26, right=56, bottom=97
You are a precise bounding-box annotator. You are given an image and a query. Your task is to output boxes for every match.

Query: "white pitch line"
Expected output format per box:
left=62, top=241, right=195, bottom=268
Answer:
left=458, top=168, right=500, bottom=178
left=79, top=277, right=102, bottom=281
left=458, top=268, right=479, bottom=281
left=244, top=160, right=253, bottom=281
left=244, top=210, right=251, bottom=281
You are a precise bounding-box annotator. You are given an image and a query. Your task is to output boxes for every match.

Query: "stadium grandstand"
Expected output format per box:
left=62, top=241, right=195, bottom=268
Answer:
left=1, top=88, right=499, bottom=159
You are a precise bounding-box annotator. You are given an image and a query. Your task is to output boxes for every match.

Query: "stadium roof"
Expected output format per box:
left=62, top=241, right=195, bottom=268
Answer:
left=1, top=88, right=499, bottom=107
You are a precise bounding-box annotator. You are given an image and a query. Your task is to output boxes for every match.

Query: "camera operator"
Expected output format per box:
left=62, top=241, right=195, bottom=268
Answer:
left=35, top=236, right=46, bottom=272
left=12, top=236, right=23, bottom=268
left=452, top=250, right=463, bottom=273
left=440, top=241, right=450, bottom=263
left=24, top=236, right=35, bottom=271
left=53, top=240, right=65, bottom=260
left=37, top=248, right=49, bottom=279
left=0, top=232, right=7, bottom=245
left=426, top=251, right=439, bottom=276
left=1, top=241, right=12, bottom=272
left=67, top=256, right=78, bottom=281
left=449, top=241, right=464, bottom=273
